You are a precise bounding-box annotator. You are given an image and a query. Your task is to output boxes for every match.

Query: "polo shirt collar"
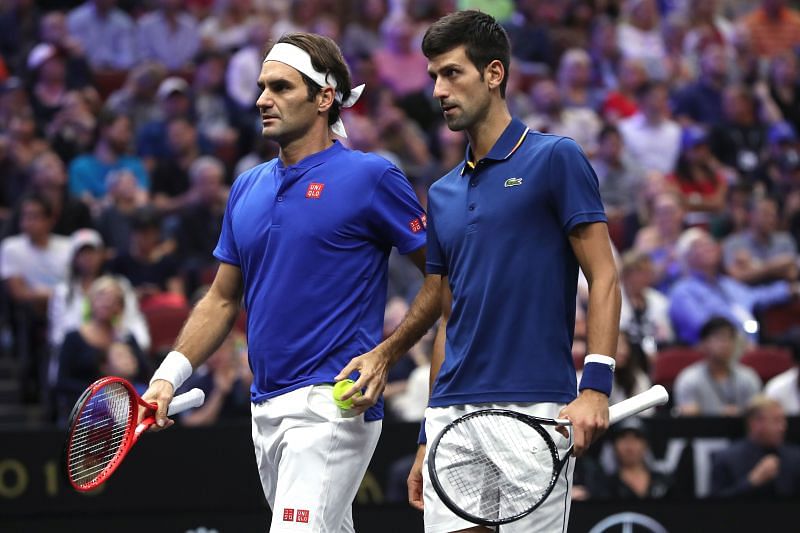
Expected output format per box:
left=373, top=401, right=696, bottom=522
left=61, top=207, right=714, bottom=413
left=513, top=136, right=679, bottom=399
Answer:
left=277, top=140, right=344, bottom=171
left=460, top=117, right=529, bottom=175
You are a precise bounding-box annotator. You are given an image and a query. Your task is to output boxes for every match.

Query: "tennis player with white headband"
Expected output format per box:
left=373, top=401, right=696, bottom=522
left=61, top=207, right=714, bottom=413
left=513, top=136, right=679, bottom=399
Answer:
left=141, top=32, right=428, bottom=532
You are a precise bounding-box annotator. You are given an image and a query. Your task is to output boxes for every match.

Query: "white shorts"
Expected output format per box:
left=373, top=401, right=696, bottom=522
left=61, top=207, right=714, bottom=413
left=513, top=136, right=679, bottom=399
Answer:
left=251, top=384, right=382, bottom=533
left=423, top=402, right=574, bottom=533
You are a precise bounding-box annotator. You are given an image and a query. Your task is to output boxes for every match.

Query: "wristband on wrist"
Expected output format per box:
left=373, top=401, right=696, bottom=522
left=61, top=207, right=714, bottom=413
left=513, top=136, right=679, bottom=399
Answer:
left=418, top=418, right=427, bottom=445
left=579, top=353, right=615, bottom=396
left=150, top=351, right=193, bottom=390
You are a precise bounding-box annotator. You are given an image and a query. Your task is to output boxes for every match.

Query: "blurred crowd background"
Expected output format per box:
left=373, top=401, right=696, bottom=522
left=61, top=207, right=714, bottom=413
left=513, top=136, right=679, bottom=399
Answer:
left=2, top=0, right=800, bottom=503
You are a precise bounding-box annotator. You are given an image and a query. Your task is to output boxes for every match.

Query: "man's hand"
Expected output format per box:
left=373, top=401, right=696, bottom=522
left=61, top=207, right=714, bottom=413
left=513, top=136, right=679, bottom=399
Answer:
left=407, top=445, right=426, bottom=511
left=140, top=379, right=176, bottom=431
left=748, top=454, right=780, bottom=487
left=334, top=347, right=392, bottom=414
left=557, top=389, right=609, bottom=457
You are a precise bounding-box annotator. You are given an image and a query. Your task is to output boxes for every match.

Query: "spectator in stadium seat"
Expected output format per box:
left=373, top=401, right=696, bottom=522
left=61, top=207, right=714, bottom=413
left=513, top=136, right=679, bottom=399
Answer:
left=737, top=0, right=800, bottom=59
left=618, top=81, right=681, bottom=175
left=136, top=76, right=204, bottom=170
left=55, top=275, right=149, bottom=421
left=225, top=13, right=273, bottom=111
left=682, top=0, right=736, bottom=63
left=723, top=195, right=798, bottom=285
left=672, top=44, right=729, bottom=127
left=557, top=48, right=605, bottom=111
left=68, top=109, right=149, bottom=207
left=502, top=0, right=554, bottom=67
left=341, top=0, right=388, bottom=60
left=619, top=250, right=674, bottom=357
left=606, top=416, right=672, bottom=499
left=763, top=121, right=800, bottom=201
left=0, top=0, right=41, bottom=75
left=525, top=78, right=602, bottom=156
left=633, top=191, right=686, bottom=293
left=150, top=116, right=203, bottom=213
left=6, top=107, right=48, bottom=173
left=105, top=62, right=167, bottom=135
left=616, top=0, right=667, bottom=80
left=94, top=169, right=148, bottom=257
left=669, top=227, right=795, bottom=344
left=136, top=0, right=201, bottom=73
left=592, top=125, right=642, bottom=221
left=708, top=85, right=769, bottom=184
left=48, top=228, right=149, bottom=352
left=109, top=207, right=185, bottom=310
left=45, top=89, right=100, bottom=164
left=588, top=15, right=623, bottom=91
left=600, top=57, right=647, bottom=124
left=1, top=151, right=92, bottom=239
left=167, top=156, right=227, bottom=295
left=66, top=0, right=137, bottom=72
left=767, top=52, right=800, bottom=135
left=199, top=0, right=258, bottom=53
left=674, top=316, right=762, bottom=416
left=711, top=395, right=800, bottom=498
left=729, top=24, right=765, bottom=86
left=193, top=50, right=237, bottom=160
left=38, top=11, right=93, bottom=89
left=764, top=343, right=800, bottom=415
left=373, top=13, right=431, bottom=99
left=666, top=126, right=729, bottom=225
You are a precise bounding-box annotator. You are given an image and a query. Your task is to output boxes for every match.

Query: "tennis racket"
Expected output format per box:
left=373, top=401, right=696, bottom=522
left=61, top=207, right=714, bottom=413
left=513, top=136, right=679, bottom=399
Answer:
left=63, top=376, right=205, bottom=492
left=428, top=385, right=669, bottom=527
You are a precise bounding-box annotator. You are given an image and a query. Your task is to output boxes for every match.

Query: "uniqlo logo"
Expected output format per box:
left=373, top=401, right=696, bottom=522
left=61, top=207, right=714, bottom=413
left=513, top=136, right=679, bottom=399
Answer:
left=283, top=508, right=295, bottom=521
left=306, top=183, right=325, bottom=199
left=296, top=510, right=310, bottom=523
left=409, top=218, right=423, bottom=233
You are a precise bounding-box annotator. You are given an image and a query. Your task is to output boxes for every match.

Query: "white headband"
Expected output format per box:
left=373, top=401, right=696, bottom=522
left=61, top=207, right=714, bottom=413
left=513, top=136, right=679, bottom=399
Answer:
left=264, top=42, right=364, bottom=138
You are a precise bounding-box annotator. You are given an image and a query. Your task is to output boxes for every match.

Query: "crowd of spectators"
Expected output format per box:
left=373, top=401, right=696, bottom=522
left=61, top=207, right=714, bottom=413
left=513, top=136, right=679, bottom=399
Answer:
left=2, top=0, right=800, bottom=501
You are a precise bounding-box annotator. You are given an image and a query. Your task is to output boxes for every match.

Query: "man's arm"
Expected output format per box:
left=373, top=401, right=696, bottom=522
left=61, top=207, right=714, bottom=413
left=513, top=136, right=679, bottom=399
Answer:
left=143, top=262, right=244, bottom=428
left=559, top=222, right=621, bottom=457
left=336, top=258, right=443, bottom=412
left=407, top=277, right=451, bottom=511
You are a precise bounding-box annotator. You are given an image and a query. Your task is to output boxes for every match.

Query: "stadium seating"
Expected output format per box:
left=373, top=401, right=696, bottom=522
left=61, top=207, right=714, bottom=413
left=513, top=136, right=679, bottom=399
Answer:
left=740, top=346, right=795, bottom=383
left=651, top=346, right=705, bottom=390
left=143, top=305, right=191, bottom=359
left=759, top=300, right=800, bottom=342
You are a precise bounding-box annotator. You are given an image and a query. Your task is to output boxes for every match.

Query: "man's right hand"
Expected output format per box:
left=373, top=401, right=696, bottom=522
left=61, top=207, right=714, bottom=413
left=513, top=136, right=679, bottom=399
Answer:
left=407, top=445, right=426, bottom=511
left=748, top=454, right=780, bottom=487
left=140, top=379, right=176, bottom=431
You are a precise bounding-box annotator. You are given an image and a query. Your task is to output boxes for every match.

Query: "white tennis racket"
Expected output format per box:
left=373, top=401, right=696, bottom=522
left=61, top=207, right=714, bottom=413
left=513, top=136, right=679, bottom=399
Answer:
left=428, top=385, right=669, bottom=527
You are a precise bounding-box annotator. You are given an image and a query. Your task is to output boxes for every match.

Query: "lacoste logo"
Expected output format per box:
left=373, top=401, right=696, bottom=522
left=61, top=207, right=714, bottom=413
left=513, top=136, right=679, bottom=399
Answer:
left=504, top=177, right=523, bottom=188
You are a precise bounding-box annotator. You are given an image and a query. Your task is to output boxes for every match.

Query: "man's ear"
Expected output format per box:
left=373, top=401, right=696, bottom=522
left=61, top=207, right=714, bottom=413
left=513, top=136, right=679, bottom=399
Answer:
left=485, top=59, right=506, bottom=92
left=318, top=86, right=335, bottom=113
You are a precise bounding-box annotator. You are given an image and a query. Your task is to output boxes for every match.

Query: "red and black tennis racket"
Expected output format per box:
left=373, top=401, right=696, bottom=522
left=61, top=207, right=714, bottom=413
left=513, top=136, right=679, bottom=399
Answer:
left=63, top=376, right=205, bottom=492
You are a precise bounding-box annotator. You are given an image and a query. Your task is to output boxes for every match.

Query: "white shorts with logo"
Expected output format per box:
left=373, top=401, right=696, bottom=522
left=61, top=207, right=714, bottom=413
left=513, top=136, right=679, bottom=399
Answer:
left=423, top=402, right=574, bottom=533
left=251, top=384, right=382, bottom=533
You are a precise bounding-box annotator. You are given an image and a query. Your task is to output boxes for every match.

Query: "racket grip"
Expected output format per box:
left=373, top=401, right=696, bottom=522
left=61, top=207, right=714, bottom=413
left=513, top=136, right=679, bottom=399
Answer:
left=167, top=388, right=206, bottom=416
left=608, top=385, right=669, bottom=424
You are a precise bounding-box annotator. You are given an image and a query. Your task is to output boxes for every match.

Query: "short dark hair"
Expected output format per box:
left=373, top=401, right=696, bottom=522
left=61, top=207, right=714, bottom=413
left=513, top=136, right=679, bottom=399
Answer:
left=421, top=10, right=511, bottom=98
left=599, top=124, right=620, bottom=142
left=699, top=316, right=736, bottom=340
left=635, top=80, right=669, bottom=102
left=275, top=33, right=352, bottom=128
left=20, top=192, right=54, bottom=218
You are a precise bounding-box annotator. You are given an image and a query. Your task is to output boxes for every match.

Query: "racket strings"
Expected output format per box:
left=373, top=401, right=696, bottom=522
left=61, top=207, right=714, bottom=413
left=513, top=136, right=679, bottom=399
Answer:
left=434, top=413, right=558, bottom=522
left=67, top=383, right=133, bottom=487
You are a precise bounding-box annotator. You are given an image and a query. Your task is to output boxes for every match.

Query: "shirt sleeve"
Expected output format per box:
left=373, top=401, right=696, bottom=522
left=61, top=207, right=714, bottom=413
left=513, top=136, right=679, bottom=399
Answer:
left=425, top=204, right=446, bottom=275
left=212, top=180, right=241, bottom=266
left=0, top=239, right=19, bottom=280
left=367, top=166, right=427, bottom=255
left=547, top=137, right=608, bottom=233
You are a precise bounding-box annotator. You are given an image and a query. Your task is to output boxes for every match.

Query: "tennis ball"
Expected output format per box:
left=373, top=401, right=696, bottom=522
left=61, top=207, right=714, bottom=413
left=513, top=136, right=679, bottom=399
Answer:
left=333, top=379, right=362, bottom=410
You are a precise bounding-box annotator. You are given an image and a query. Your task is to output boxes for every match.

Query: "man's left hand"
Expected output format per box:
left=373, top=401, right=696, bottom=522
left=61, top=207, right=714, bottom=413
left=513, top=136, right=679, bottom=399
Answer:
left=334, top=348, right=392, bottom=414
left=557, top=389, right=609, bottom=457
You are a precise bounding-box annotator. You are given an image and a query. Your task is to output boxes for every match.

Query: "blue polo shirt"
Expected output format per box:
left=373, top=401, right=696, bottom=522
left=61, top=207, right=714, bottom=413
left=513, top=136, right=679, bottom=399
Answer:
left=214, top=141, right=426, bottom=421
left=426, top=118, right=607, bottom=407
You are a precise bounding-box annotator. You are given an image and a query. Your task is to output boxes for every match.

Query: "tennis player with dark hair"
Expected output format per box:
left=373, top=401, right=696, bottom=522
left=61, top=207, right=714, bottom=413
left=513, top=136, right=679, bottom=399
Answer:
left=337, top=10, right=620, bottom=532
left=141, top=32, right=427, bottom=532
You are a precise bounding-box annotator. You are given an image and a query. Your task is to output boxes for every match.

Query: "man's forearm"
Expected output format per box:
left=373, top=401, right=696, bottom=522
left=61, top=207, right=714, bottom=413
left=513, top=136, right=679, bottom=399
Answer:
left=586, top=273, right=621, bottom=357
left=381, top=275, right=442, bottom=364
left=173, top=292, right=240, bottom=368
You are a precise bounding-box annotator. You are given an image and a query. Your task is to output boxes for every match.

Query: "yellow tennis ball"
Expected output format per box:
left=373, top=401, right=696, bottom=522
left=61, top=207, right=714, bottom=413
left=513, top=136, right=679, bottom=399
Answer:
left=333, top=379, right=361, bottom=410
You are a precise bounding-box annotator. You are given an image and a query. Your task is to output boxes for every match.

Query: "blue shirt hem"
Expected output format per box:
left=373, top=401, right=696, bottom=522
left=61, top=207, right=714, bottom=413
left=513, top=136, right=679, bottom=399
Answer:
left=428, top=390, right=577, bottom=407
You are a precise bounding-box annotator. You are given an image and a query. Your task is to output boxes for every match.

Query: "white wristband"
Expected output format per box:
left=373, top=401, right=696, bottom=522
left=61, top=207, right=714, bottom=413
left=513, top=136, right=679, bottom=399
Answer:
left=584, top=354, right=616, bottom=372
left=150, top=351, right=193, bottom=390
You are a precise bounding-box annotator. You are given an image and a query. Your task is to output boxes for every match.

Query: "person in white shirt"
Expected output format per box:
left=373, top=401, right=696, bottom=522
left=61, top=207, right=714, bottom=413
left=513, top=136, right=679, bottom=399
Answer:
left=765, top=345, right=800, bottom=415
left=619, top=80, right=681, bottom=174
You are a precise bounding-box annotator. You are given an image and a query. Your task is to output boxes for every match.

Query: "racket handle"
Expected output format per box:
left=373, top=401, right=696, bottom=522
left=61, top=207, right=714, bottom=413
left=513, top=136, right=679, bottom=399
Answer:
left=608, top=385, right=669, bottom=424
left=167, top=388, right=206, bottom=416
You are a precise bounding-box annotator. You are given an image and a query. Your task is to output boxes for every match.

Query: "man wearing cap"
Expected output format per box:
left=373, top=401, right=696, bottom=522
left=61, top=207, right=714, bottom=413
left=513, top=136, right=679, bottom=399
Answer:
left=142, top=32, right=427, bottom=532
